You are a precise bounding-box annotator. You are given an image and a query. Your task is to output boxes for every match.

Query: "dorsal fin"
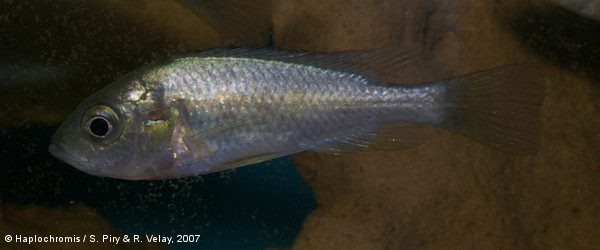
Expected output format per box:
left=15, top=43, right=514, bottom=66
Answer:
left=175, top=46, right=427, bottom=84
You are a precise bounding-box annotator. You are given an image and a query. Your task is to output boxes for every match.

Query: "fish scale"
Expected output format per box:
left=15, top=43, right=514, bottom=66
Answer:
left=162, top=58, right=432, bottom=164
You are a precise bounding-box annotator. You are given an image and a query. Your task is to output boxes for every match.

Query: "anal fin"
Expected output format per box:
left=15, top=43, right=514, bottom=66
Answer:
left=313, top=122, right=430, bottom=154
left=214, top=152, right=287, bottom=172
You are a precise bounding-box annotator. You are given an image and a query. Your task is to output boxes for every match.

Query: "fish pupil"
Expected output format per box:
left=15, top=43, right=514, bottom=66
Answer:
left=88, top=117, right=111, bottom=137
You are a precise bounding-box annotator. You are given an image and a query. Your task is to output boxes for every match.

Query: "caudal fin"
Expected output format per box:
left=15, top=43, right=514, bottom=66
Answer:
left=440, top=64, right=545, bottom=155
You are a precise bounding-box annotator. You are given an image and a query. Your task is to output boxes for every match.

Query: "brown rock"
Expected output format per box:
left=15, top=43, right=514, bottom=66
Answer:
left=273, top=0, right=600, bottom=249
left=0, top=202, right=168, bottom=250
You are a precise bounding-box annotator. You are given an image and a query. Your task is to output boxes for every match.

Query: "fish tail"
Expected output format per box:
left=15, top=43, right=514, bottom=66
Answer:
left=439, top=64, right=545, bottom=154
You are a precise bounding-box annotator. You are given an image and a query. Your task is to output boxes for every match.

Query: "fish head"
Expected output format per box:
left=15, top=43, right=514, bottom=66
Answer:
left=49, top=68, right=181, bottom=180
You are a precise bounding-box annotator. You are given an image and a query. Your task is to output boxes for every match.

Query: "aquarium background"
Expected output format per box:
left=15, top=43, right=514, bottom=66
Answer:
left=1, top=0, right=599, bottom=249
left=0, top=1, right=316, bottom=249
left=0, top=125, right=317, bottom=249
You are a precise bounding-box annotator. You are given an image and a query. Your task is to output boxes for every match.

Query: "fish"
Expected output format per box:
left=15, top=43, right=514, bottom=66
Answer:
left=48, top=47, right=545, bottom=180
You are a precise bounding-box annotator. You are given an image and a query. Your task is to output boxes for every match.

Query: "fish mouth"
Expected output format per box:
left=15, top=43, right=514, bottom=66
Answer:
left=49, top=142, right=111, bottom=178
left=48, top=138, right=158, bottom=180
left=48, top=137, right=172, bottom=180
left=49, top=137, right=96, bottom=173
left=48, top=142, right=82, bottom=169
left=48, top=140, right=68, bottom=161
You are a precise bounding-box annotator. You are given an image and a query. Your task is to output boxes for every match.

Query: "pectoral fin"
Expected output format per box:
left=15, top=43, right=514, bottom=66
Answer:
left=182, top=119, right=266, bottom=161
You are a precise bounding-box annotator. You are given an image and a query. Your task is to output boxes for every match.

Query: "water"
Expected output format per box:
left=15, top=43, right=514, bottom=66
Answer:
left=0, top=125, right=317, bottom=249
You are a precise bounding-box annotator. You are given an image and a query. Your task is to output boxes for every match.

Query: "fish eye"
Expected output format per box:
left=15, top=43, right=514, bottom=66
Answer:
left=87, top=116, right=112, bottom=138
left=82, top=105, right=121, bottom=141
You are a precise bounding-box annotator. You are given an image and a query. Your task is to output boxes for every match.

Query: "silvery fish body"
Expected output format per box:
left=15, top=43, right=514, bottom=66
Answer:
left=49, top=48, right=544, bottom=180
